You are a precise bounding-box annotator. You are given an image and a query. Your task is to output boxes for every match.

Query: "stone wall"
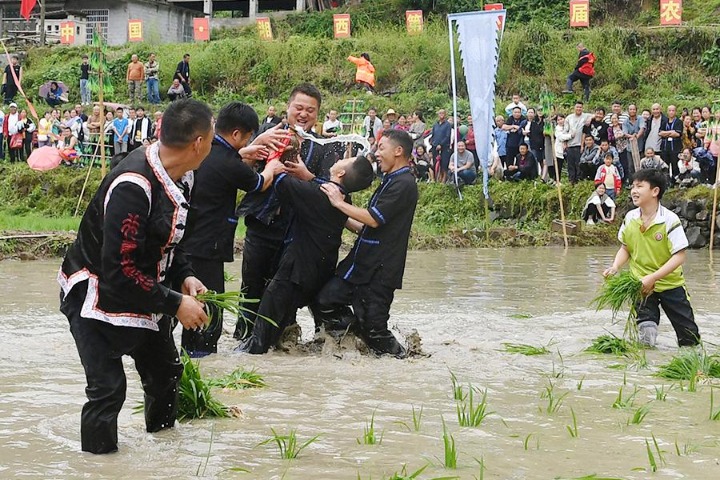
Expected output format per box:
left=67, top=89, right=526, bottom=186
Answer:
left=662, top=197, right=720, bottom=249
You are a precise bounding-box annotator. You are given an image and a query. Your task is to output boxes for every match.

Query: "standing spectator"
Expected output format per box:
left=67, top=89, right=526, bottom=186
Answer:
left=126, top=54, right=144, bottom=104
left=525, top=108, right=545, bottom=178
left=174, top=53, right=191, bottom=97
left=504, top=94, right=528, bottom=116
left=504, top=143, right=537, bottom=181
left=564, top=101, right=591, bottom=184
left=322, top=109, right=343, bottom=137
left=261, top=106, right=281, bottom=126
left=644, top=103, right=665, bottom=155
left=37, top=111, right=52, bottom=147
left=347, top=53, right=375, bottom=93
left=582, top=184, right=616, bottom=225
left=623, top=103, right=646, bottom=175
left=80, top=55, right=91, bottom=105
left=594, top=153, right=622, bottom=199
left=4, top=103, right=22, bottom=162
left=562, top=43, right=595, bottom=101
left=659, top=105, right=682, bottom=180
left=550, top=114, right=571, bottom=180
left=0, top=107, right=5, bottom=160
left=130, top=107, right=153, bottom=151
left=448, top=140, right=477, bottom=185
left=431, top=109, right=452, bottom=184
left=704, top=108, right=720, bottom=184
left=494, top=115, right=508, bottom=167
left=75, top=103, right=88, bottom=122
left=604, top=100, right=629, bottom=126
left=408, top=111, right=426, bottom=144
left=18, top=110, right=35, bottom=160
left=145, top=53, right=160, bottom=105
left=610, top=113, right=629, bottom=184
left=2, top=55, right=22, bottom=105
left=362, top=107, right=383, bottom=140
left=103, top=110, right=115, bottom=155
left=464, top=115, right=477, bottom=168
left=503, top=107, right=527, bottom=171
left=87, top=105, right=104, bottom=136
left=167, top=79, right=186, bottom=102
left=583, top=107, right=609, bottom=144
left=112, top=107, right=130, bottom=154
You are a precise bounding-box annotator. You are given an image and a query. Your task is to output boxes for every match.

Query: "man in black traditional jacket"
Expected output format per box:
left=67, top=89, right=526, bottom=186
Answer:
left=58, top=99, right=213, bottom=454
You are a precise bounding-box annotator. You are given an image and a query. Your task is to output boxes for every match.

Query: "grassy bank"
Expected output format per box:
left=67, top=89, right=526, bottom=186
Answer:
left=10, top=1, right=720, bottom=120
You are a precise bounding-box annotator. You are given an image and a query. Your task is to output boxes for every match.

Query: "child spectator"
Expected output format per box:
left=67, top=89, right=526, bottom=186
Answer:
left=582, top=183, right=616, bottom=225
left=594, top=152, right=622, bottom=199
left=604, top=169, right=700, bottom=348
left=640, top=148, right=669, bottom=172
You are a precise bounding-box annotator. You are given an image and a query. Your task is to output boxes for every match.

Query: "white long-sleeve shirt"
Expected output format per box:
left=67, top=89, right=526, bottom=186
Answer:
left=554, top=124, right=572, bottom=158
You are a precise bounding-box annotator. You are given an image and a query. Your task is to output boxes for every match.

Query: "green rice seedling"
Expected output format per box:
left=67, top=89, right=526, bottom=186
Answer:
left=450, top=372, right=465, bottom=401
left=644, top=433, right=665, bottom=472
left=612, top=385, right=639, bottom=409
left=656, top=348, right=720, bottom=391
left=440, top=419, right=458, bottom=469
left=591, top=271, right=643, bottom=322
left=585, top=334, right=636, bottom=356
left=539, top=381, right=568, bottom=414
left=380, top=463, right=430, bottom=480
left=502, top=342, right=551, bottom=356
left=628, top=403, right=652, bottom=425
left=177, top=350, right=229, bottom=420
left=358, top=411, right=384, bottom=445
left=523, top=433, right=540, bottom=450
left=223, top=271, right=238, bottom=282
left=196, top=425, right=215, bottom=477
left=509, top=313, right=533, bottom=319
left=473, top=456, right=486, bottom=480
left=654, top=384, right=673, bottom=401
left=456, top=387, right=493, bottom=427
left=709, top=388, right=720, bottom=421
left=674, top=439, right=706, bottom=457
left=560, top=476, right=624, bottom=480
left=196, top=290, right=270, bottom=332
left=207, top=367, right=266, bottom=390
left=566, top=407, right=579, bottom=438
left=395, top=404, right=423, bottom=432
left=257, top=428, right=319, bottom=460
left=576, top=376, right=585, bottom=391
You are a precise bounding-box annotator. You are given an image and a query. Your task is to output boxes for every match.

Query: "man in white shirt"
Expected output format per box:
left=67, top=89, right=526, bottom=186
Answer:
left=322, top=109, right=343, bottom=137
left=5, top=102, right=21, bottom=162
left=263, top=106, right=281, bottom=126
left=644, top=103, right=665, bottom=153
left=504, top=94, right=528, bottom=117
left=363, top=107, right=383, bottom=140
left=603, top=100, right=629, bottom=126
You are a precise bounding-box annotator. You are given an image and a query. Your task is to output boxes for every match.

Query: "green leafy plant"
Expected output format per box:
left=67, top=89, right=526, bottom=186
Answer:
left=655, top=348, right=720, bottom=392
left=566, top=407, right=579, bottom=438
left=456, top=387, right=493, bottom=427
left=196, top=290, right=266, bottom=332
left=628, top=403, right=652, bottom=425
left=612, top=385, right=639, bottom=409
left=358, top=411, right=384, bottom=445
left=645, top=433, right=665, bottom=473
left=539, top=380, right=568, bottom=414
left=710, top=388, right=720, bottom=421
left=177, top=350, right=229, bottom=420
left=700, top=44, right=720, bottom=76
left=440, top=419, right=458, bottom=469
left=654, top=384, right=672, bottom=401
left=258, top=428, right=319, bottom=460
left=523, top=433, right=540, bottom=451
left=502, top=342, right=551, bottom=355
left=450, top=371, right=464, bottom=401
left=585, top=334, right=636, bottom=356
left=206, top=367, right=266, bottom=390
left=396, top=404, right=424, bottom=433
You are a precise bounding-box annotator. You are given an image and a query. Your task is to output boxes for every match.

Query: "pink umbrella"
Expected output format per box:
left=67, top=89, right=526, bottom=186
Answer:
left=27, top=146, right=62, bottom=172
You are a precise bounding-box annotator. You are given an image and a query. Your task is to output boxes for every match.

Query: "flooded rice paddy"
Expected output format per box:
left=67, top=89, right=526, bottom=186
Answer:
left=1, top=247, right=720, bottom=479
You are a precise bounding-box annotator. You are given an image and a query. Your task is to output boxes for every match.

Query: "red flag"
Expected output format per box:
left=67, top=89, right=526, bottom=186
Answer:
left=20, top=0, right=37, bottom=20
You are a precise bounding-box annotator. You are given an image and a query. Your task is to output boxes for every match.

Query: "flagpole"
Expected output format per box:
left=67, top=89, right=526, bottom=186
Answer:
left=709, top=122, right=720, bottom=261
left=448, top=16, right=461, bottom=198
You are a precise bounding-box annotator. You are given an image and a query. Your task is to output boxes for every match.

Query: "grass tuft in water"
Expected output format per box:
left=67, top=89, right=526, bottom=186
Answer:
left=177, top=350, right=229, bottom=421
left=358, top=411, right=384, bottom=445
left=523, top=433, right=540, bottom=450
left=539, top=380, right=568, bottom=414
left=628, top=403, right=652, bottom=425
left=709, top=388, right=720, bottom=421
left=440, top=419, right=458, bottom=469
left=257, top=428, right=319, bottom=460
left=502, top=342, right=551, bottom=356
left=585, top=334, right=636, bottom=356
left=654, top=384, right=673, bottom=401
left=450, top=371, right=464, bottom=401
left=655, top=347, right=720, bottom=391
left=644, top=433, right=665, bottom=473
left=396, top=404, right=424, bottom=433
left=206, top=367, right=266, bottom=390
left=456, top=386, right=493, bottom=427
left=195, top=290, right=269, bottom=334
left=378, top=463, right=429, bottom=480
left=566, top=407, right=579, bottom=438
left=612, top=385, right=639, bottom=409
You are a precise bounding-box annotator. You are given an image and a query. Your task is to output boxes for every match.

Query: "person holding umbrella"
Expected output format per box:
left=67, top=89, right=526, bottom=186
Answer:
left=44, top=82, right=65, bottom=107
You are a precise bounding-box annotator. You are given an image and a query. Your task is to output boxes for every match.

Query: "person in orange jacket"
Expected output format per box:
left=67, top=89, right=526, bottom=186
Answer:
left=347, top=53, right=375, bottom=93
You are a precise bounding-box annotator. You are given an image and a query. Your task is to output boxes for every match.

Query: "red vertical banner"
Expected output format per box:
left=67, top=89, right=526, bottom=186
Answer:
left=193, top=17, right=210, bottom=42
left=405, top=10, right=423, bottom=35
left=569, top=0, right=590, bottom=28
left=660, top=0, right=682, bottom=26
left=60, top=21, right=75, bottom=44
left=333, top=14, right=351, bottom=39
left=256, top=17, right=273, bottom=41
left=128, top=19, right=143, bottom=42
left=484, top=3, right=505, bottom=31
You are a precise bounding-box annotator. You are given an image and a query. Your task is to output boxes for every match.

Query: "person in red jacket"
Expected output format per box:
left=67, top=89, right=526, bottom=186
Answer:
left=347, top=53, right=376, bottom=93
left=562, top=43, right=595, bottom=102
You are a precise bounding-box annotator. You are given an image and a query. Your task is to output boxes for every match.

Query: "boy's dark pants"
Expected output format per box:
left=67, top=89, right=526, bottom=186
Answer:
left=635, top=286, right=700, bottom=347
left=314, top=275, right=405, bottom=356
left=60, top=281, right=183, bottom=454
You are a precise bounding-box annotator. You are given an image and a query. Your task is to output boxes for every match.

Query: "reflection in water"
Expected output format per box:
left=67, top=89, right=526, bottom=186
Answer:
left=1, top=249, right=719, bottom=479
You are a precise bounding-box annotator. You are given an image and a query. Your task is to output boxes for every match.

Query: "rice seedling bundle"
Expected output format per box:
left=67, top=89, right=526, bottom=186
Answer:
left=591, top=271, right=643, bottom=321
left=655, top=348, right=720, bottom=382
left=177, top=350, right=230, bottom=420
left=206, top=368, right=266, bottom=390
left=196, top=291, right=274, bottom=337
left=585, top=335, right=635, bottom=356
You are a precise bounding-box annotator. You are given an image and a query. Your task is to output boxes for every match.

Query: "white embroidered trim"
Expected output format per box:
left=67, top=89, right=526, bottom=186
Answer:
left=103, top=173, right=153, bottom=216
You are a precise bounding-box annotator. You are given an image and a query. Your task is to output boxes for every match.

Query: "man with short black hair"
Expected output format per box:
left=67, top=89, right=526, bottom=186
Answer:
left=129, top=106, right=153, bottom=151
left=314, top=129, right=418, bottom=357
left=239, top=155, right=375, bottom=354
left=564, top=101, right=592, bottom=184
left=583, top=107, right=609, bottom=144
left=80, top=54, right=91, bottom=105
left=181, top=102, right=286, bottom=356
left=234, top=83, right=337, bottom=340
left=174, top=53, right=191, bottom=97
left=58, top=99, right=215, bottom=454
left=604, top=100, right=629, bottom=126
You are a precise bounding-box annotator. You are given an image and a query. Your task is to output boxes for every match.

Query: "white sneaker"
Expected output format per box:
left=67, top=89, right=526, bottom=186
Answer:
left=638, top=321, right=658, bottom=348
left=586, top=219, right=595, bottom=225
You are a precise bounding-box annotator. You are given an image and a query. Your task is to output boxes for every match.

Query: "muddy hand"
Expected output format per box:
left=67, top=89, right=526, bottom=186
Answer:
left=176, top=295, right=208, bottom=330
left=181, top=276, right=207, bottom=296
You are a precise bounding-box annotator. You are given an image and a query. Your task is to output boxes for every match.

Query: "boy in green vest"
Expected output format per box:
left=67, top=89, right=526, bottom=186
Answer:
left=604, top=168, right=700, bottom=347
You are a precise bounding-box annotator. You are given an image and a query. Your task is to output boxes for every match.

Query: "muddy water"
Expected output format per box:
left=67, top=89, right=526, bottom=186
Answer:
left=2, top=248, right=720, bottom=479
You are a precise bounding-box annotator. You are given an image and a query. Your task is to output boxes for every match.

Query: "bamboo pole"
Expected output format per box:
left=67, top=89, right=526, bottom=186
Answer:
left=74, top=153, right=95, bottom=217
left=709, top=155, right=720, bottom=260
left=550, top=130, right=569, bottom=249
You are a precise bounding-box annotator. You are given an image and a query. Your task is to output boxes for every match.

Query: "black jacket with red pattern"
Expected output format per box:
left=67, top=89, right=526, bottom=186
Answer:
left=58, top=143, right=195, bottom=331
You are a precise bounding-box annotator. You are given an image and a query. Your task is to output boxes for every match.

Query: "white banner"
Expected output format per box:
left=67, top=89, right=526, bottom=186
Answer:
left=448, top=10, right=505, bottom=198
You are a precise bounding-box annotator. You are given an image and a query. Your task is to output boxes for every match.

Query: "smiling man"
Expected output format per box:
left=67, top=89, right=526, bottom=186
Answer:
left=234, top=83, right=338, bottom=340
left=314, top=129, right=419, bottom=358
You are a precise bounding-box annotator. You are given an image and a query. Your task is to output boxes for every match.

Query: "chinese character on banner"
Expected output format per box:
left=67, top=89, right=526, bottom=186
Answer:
left=660, top=0, right=682, bottom=26
left=333, top=14, right=351, bottom=39
left=128, top=19, right=143, bottom=42
left=405, top=10, right=423, bottom=35
left=193, top=17, right=210, bottom=42
left=570, top=0, right=590, bottom=28
left=60, top=21, right=75, bottom=44
left=256, top=17, right=273, bottom=41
